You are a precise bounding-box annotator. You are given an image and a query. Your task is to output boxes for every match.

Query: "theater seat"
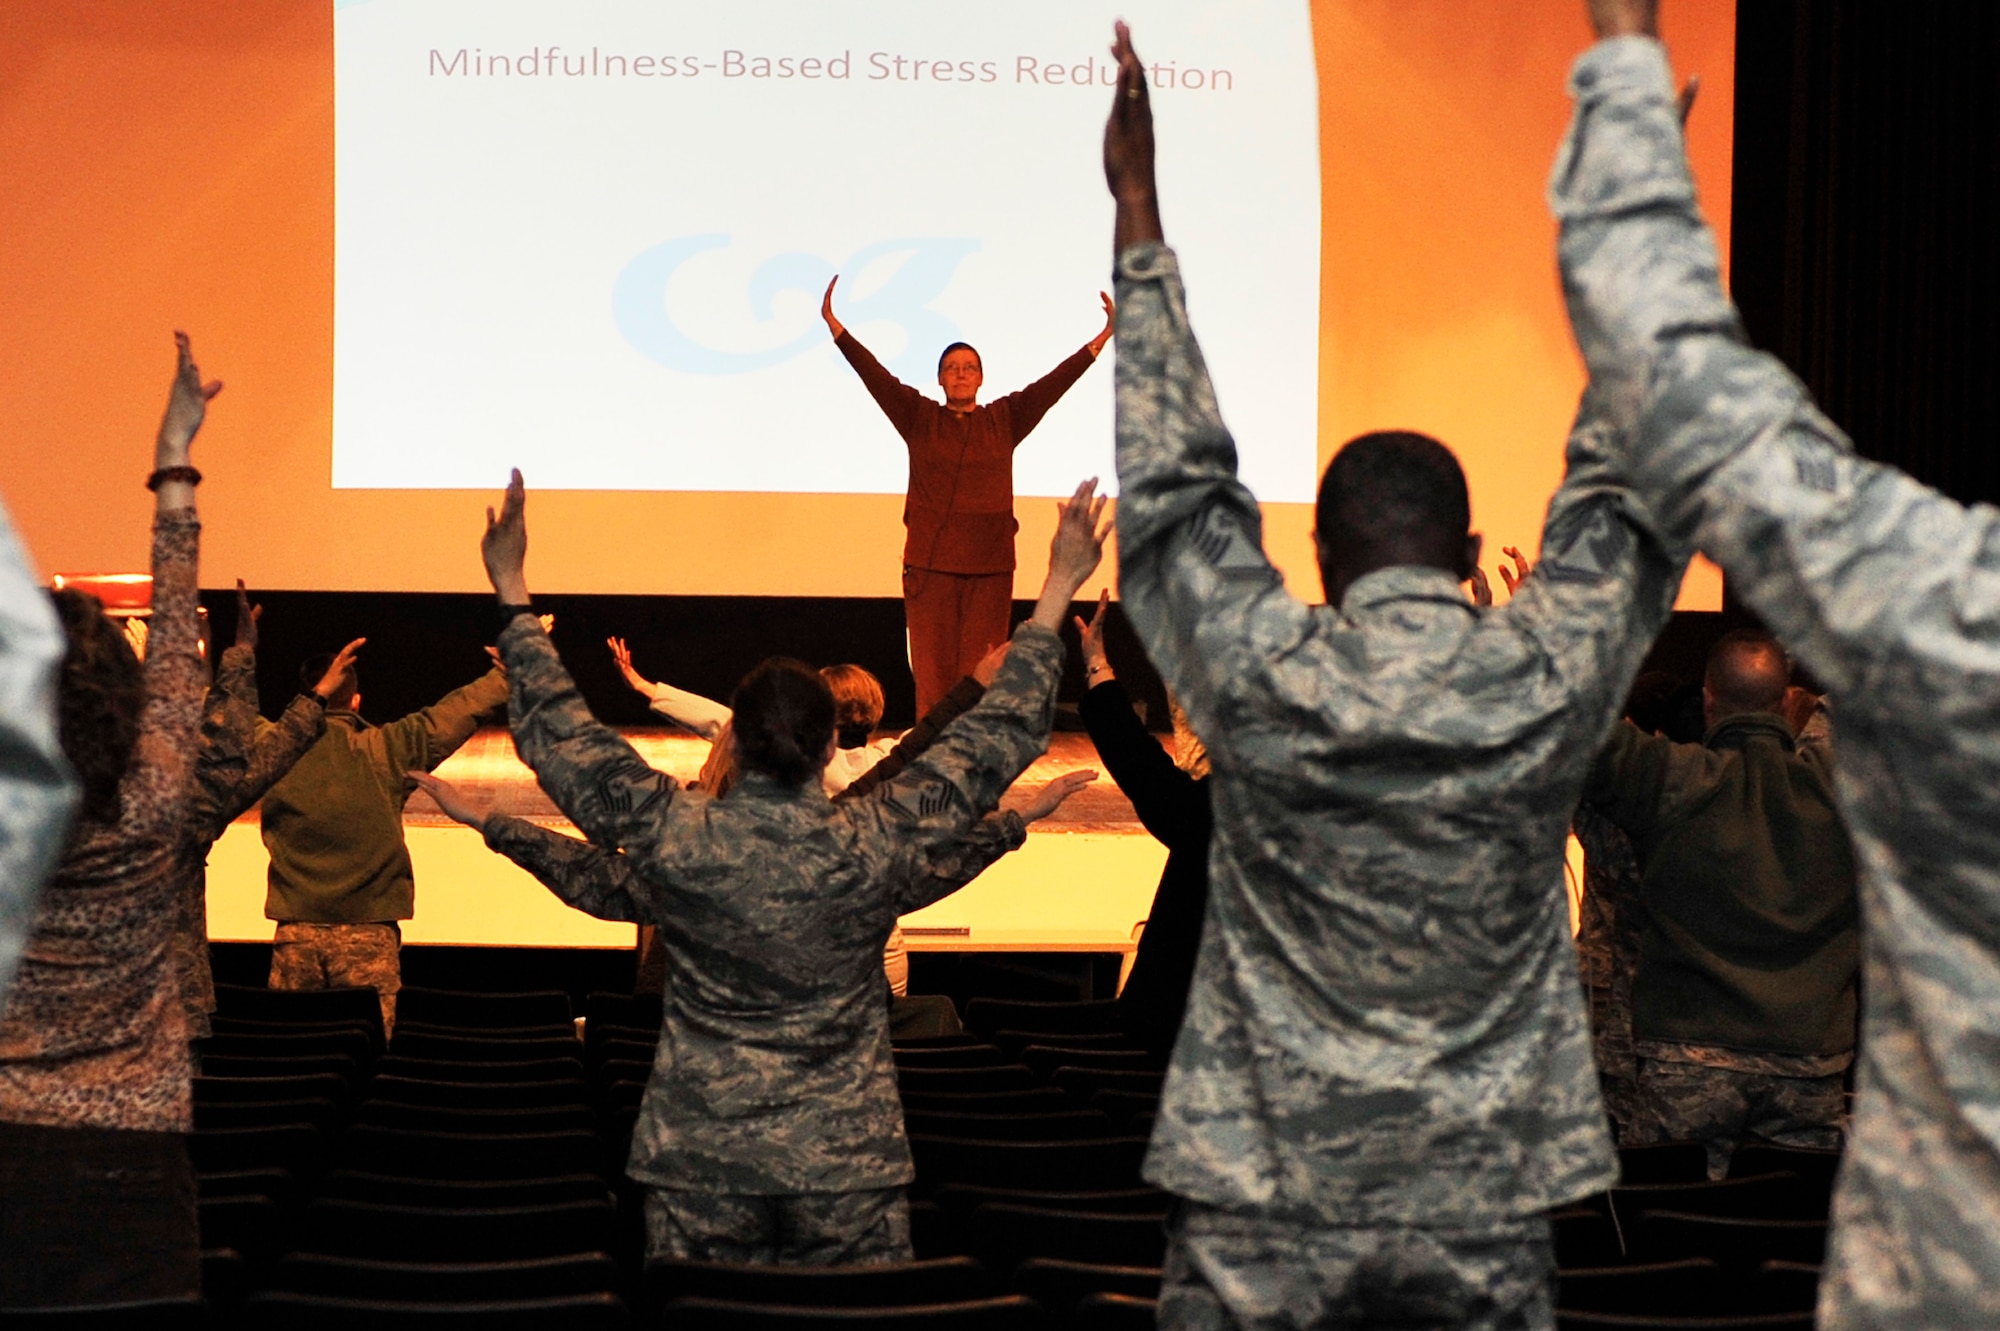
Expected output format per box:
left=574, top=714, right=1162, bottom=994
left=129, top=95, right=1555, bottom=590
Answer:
left=644, top=1256, right=993, bottom=1314
left=0, top=1296, right=208, bottom=1328
left=964, top=999, right=1124, bottom=1041
left=1010, top=1260, right=1161, bottom=1322
left=1626, top=1213, right=1828, bottom=1270
left=394, top=987, right=574, bottom=1031
left=907, top=1136, right=1150, bottom=1194
left=289, top=1196, right=615, bottom=1263
left=1554, top=1258, right=1726, bottom=1316
left=271, top=1252, right=621, bottom=1302
left=1071, top=1293, right=1159, bottom=1331
left=242, top=1290, right=630, bottom=1329
left=1555, top=1314, right=1812, bottom=1331
left=966, top=1203, right=1168, bottom=1272
left=659, top=1295, right=1049, bottom=1329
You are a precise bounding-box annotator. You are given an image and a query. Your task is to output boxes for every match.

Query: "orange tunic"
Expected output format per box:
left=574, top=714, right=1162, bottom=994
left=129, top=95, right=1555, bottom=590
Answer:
left=835, top=333, right=1096, bottom=574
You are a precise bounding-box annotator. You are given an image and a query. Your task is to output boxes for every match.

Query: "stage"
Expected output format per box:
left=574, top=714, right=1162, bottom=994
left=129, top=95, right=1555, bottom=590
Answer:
left=204, top=728, right=1169, bottom=963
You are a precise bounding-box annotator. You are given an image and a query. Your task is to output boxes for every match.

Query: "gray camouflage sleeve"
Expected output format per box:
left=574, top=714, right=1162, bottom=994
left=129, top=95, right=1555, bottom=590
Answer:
left=849, top=624, right=1060, bottom=908
left=1110, top=242, right=1307, bottom=753
left=482, top=813, right=650, bottom=924
left=1552, top=35, right=1995, bottom=698
left=896, top=812, right=1028, bottom=916
left=0, top=499, right=75, bottom=1004
left=499, top=616, right=683, bottom=853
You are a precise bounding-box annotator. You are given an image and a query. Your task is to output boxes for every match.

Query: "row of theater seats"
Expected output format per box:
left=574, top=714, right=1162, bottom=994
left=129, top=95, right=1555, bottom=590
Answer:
left=4, top=985, right=1843, bottom=1329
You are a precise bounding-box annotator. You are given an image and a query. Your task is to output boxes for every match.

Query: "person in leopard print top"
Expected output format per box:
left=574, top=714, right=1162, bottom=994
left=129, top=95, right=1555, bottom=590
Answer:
left=0, top=334, right=226, bottom=1308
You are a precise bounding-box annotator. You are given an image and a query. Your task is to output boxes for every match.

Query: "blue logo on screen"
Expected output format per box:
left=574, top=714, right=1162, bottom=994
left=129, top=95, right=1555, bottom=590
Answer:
left=613, top=235, right=979, bottom=380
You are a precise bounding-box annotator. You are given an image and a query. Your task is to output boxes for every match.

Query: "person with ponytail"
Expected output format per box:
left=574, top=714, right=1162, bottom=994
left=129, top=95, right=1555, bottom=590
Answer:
left=480, top=467, right=1106, bottom=1266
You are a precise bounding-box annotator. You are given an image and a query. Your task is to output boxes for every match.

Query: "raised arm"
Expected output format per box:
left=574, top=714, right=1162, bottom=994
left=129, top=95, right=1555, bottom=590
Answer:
left=1102, top=31, right=1303, bottom=751
left=1549, top=18, right=1982, bottom=699
left=1074, top=594, right=1204, bottom=843
left=483, top=472, right=686, bottom=853
left=409, top=770, right=654, bottom=925
left=825, top=276, right=928, bottom=441
left=380, top=664, right=508, bottom=781
left=125, top=334, right=217, bottom=838
left=854, top=482, right=1103, bottom=898
left=997, top=297, right=1112, bottom=444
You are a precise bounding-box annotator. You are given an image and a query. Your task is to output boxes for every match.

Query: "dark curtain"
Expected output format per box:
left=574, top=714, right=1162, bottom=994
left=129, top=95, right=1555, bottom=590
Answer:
left=1730, top=2, right=2000, bottom=509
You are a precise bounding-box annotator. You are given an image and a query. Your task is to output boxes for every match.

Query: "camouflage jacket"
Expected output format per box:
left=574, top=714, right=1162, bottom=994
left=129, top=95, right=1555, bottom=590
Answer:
left=173, top=645, right=324, bottom=1035
left=1554, top=35, right=2000, bottom=1326
left=0, top=498, right=75, bottom=1008
left=1112, top=242, right=1685, bottom=1224
left=481, top=808, right=1026, bottom=934
left=497, top=614, right=1061, bottom=1195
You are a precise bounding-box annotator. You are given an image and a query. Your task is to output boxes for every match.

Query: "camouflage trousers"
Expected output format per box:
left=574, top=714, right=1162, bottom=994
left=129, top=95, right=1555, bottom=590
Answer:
left=642, top=1186, right=912, bottom=1266
left=268, top=921, right=402, bottom=1034
left=1159, top=1203, right=1555, bottom=1331
left=1625, top=1053, right=1844, bottom=1179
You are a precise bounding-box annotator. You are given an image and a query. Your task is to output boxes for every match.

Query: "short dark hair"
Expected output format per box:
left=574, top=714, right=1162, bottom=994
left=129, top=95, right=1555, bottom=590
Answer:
left=1704, top=629, right=1790, bottom=719
left=937, top=341, right=981, bottom=376
left=729, top=657, right=835, bottom=787
left=51, top=589, right=145, bottom=824
left=1315, top=431, right=1470, bottom=566
left=300, top=651, right=357, bottom=705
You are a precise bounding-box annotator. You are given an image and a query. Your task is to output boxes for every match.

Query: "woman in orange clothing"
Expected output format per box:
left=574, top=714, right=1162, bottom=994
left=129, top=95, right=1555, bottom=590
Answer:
left=822, top=277, right=1113, bottom=716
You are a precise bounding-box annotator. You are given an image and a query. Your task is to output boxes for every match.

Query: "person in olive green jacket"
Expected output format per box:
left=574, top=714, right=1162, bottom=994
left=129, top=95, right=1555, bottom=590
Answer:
left=1580, top=629, right=1859, bottom=1176
left=260, top=651, right=507, bottom=1031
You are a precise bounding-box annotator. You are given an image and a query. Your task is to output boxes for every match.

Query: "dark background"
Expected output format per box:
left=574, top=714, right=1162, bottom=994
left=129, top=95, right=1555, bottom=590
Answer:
left=207, top=1, right=1997, bottom=730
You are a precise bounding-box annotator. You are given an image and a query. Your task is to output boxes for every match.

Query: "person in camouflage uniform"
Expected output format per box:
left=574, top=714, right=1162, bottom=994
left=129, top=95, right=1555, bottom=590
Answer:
left=0, top=495, right=75, bottom=1011
left=1554, top=2, right=2000, bottom=1322
left=475, top=467, right=1104, bottom=1265
left=1101, top=24, right=1687, bottom=1328
left=1570, top=804, right=1645, bottom=1140
left=173, top=586, right=355, bottom=1045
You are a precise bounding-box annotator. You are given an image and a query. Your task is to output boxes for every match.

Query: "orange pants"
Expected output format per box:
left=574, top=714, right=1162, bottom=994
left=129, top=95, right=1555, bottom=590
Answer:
left=902, top=566, right=1013, bottom=719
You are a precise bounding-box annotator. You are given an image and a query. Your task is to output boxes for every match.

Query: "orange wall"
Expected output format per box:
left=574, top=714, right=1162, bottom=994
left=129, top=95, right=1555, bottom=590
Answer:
left=0, top=2, right=1731, bottom=605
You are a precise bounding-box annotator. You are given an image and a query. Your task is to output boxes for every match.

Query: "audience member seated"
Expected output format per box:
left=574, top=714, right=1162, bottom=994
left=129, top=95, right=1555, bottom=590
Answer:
left=259, top=627, right=509, bottom=1033
left=1070, top=591, right=1210, bottom=1060
left=476, top=466, right=1105, bottom=1265
left=0, top=491, right=76, bottom=1009
left=1580, top=631, right=1857, bottom=1177
left=1102, top=26, right=1688, bottom=1326
left=1554, top=3, right=2000, bottom=1315
left=0, top=334, right=220, bottom=1307
left=174, top=582, right=358, bottom=1055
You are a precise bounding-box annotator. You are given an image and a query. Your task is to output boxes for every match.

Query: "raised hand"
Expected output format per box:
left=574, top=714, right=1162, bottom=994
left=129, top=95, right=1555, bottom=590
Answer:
left=1073, top=589, right=1112, bottom=675
left=1021, top=769, right=1099, bottom=823
left=158, top=331, right=223, bottom=470
left=1104, top=22, right=1164, bottom=251
left=1051, top=479, right=1112, bottom=590
left=314, top=638, right=365, bottom=700
left=1467, top=565, right=1494, bottom=608
left=1499, top=546, right=1532, bottom=596
left=233, top=578, right=263, bottom=649
left=971, top=641, right=1011, bottom=687
left=607, top=636, right=657, bottom=695
left=482, top=469, right=530, bottom=603
left=1032, top=478, right=1114, bottom=632
left=407, top=770, right=489, bottom=831
left=821, top=276, right=846, bottom=339
left=1089, top=292, right=1117, bottom=357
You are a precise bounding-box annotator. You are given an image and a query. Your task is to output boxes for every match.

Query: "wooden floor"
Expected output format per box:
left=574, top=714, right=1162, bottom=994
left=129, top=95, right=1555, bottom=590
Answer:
left=414, top=728, right=1148, bottom=834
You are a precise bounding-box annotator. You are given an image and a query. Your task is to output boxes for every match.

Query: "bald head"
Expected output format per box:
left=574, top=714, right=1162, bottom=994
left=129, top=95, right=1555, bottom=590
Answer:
left=1703, top=631, right=1790, bottom=728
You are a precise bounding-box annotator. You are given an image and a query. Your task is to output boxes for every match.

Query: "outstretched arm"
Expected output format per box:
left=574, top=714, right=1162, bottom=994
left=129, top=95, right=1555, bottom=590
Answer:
left=824, top=276, right=926, bottom=440
left=1102, top=28, right=1300, bottom=757
left=410, top=771, right=654, bottom=925
left=483, top=472, right=687, bottom=853
left=1552, top=6, right=1986, bottom=701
